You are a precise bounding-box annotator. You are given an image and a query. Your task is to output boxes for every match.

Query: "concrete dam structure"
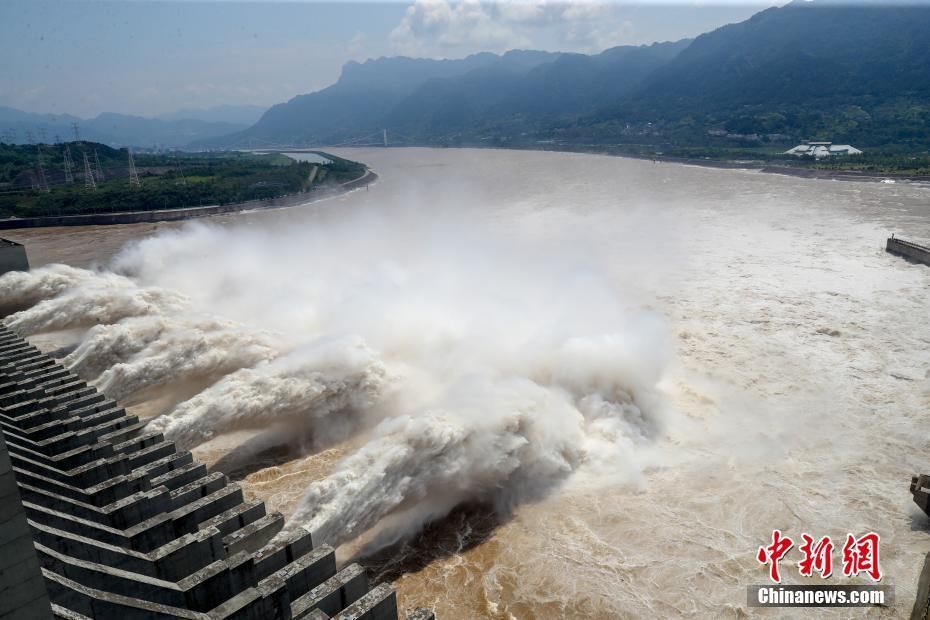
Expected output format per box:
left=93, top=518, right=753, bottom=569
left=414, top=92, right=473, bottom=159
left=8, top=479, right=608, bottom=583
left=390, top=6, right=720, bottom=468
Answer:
left=0, top=322, right=430, bottom=619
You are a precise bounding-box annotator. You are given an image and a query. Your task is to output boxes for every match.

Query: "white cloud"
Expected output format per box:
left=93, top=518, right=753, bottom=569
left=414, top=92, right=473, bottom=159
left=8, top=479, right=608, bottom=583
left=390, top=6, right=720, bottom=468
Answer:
left=390, top=0, right=529, bottom=55
left=388, top=0, right=792, bottom=58
left=388, top=0, right=684, bottom=57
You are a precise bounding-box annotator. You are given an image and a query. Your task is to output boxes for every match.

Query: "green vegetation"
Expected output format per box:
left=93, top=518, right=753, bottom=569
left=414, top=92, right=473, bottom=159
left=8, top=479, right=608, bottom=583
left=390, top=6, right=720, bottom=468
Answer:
left=0, top=142, right=366, bottom=219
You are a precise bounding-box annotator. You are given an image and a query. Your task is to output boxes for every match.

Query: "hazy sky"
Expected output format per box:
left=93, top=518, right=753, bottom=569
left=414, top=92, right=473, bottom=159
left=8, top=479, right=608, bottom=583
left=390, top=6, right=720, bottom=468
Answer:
left=0, top=0, right=787, bottom=118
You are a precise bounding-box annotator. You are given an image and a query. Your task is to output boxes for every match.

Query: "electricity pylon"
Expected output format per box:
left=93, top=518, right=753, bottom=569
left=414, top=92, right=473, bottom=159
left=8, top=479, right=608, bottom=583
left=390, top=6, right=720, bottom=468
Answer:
left=127, top=148, right=141, bottom=188
left=63, top=146, right=74, bottom=184
left=94, top=149, right=105, bottom=182
left=174, top=154, right=186, bottom=186
left=35, top=145, right=50, bottom=193
left=83, top=152, right=96, bottom=190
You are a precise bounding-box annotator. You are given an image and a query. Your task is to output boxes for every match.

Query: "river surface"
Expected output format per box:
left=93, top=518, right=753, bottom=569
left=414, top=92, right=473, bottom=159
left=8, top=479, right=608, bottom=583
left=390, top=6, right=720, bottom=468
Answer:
left=4, top=148, right=930, bottom=618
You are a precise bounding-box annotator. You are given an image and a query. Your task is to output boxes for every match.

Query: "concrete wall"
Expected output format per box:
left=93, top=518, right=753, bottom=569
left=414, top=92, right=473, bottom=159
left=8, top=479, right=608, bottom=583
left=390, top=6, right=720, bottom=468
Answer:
left=0, top=324, right=407, bottom=620
left=887, top=238, right=930, bottom=267
left=0, top=241, right=29, bottom=275
left=0, top=432, right=53, bottom=620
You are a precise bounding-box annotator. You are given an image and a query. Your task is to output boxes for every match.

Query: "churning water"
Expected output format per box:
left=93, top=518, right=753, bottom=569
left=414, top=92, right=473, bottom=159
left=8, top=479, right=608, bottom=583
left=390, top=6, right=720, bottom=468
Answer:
left=2, top=148, right=929, bottom=618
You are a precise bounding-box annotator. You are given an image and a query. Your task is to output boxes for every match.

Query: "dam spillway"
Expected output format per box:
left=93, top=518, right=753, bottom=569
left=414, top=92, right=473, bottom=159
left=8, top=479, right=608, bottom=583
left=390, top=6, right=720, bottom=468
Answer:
left=0, top=322, right=425, bottom=619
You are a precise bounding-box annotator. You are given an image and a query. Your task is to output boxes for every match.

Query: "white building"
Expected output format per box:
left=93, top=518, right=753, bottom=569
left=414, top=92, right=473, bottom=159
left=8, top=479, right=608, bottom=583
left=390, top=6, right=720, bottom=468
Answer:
left=785, top=141, right=863, bottom=158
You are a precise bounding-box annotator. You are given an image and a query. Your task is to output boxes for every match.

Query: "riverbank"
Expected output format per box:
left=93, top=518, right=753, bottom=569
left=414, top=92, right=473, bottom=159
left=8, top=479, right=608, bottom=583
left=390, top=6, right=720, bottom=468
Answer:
left=0, top=169, right=377, bottom=230
left=455, top=142, right=930, bottom=184
left=661, top=156, right=930, bottom=183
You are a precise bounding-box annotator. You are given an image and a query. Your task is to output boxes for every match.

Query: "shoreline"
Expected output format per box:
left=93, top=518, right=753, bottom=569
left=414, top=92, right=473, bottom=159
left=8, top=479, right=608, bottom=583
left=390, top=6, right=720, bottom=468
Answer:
left=0, top=169, right=377, bottom=231
left=653, top=155, right=930, bottom=183
left=520, top=145, right=930, bottom=183
left=353, top=143, right=929, bottom=184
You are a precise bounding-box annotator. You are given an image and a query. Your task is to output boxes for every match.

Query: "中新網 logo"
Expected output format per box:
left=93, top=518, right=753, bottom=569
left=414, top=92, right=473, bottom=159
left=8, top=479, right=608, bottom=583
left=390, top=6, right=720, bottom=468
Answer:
left=756, top=531, right=881, bottom=583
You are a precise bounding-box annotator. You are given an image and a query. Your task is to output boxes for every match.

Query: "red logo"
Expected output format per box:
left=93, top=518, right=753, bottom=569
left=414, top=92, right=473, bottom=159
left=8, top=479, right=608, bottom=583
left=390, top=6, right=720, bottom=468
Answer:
left=757, top=531, right=882, bottom=583
left=756, top=530, right=794, bottom=583
left=798, top=534, right=834, bottom=579
left=842, top=532, right=882, bottom=581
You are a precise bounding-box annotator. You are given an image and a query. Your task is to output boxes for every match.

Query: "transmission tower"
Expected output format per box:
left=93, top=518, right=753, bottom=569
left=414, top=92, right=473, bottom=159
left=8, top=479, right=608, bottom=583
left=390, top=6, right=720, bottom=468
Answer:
left=83, top=152, right=96, bottom=190
left=383, top=129, right=388, bottom=147
left=54, top=133, right=62, bottom=145
left=35, top=164, right=50, bottom=192
left=174, top=154, right=187, bottom=186
left=63, top=147, right=74, bottom=184
left=94, top=149, right=105, bottom=182
left=71, top=122, right=81, bottom=142
left=35, top=147, right=50, bottom=193
left=127, top=148, right=141, bottom=188
left=25, top=130, right=34, bottom=144
left=38, top=127, right=47, bottom=144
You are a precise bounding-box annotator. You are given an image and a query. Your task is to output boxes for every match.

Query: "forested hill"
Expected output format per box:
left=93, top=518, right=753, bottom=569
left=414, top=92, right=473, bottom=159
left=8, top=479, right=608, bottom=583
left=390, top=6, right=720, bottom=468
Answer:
left=591, top=0, right=930, bottom=149
left=202, top=0, right=930, bottom=152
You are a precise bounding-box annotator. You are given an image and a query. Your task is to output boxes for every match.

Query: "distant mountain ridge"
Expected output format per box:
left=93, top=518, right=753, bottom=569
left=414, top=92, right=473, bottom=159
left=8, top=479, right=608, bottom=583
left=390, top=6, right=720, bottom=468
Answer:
left=204, top=0, right=930, bottom=151
left=201, top=43, right=689, bottom=148
left=0, top=106, right=258, bottom=148
left=9, top=0, right=928, bottom=152
left=212, top=50, right=566, bottom=147
left=157, top=104, right=267, bottom=126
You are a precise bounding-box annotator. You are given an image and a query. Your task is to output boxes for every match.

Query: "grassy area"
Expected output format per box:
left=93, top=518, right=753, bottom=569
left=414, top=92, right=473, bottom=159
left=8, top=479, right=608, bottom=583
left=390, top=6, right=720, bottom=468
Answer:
left=0, top=143, right=366, bottom=218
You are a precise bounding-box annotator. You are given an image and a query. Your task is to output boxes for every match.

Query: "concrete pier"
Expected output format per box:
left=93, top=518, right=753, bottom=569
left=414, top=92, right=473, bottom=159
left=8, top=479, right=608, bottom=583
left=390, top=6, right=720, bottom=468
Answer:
left=911, top=475, right=930, bottom=619
left=0, top=238, right=29, bottom=275
left=0, top=323, right=434, bottom=620
left=887, top=236, right=930, bottom=267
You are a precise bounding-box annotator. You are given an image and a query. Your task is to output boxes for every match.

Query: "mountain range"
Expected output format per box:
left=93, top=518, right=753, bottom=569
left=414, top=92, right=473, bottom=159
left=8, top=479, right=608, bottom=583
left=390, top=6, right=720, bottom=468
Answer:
left=0, top=105, right=266, bottom=149
left=202, top=0, right=930, bottom=152
left=7, top=0, right=929, bottom=152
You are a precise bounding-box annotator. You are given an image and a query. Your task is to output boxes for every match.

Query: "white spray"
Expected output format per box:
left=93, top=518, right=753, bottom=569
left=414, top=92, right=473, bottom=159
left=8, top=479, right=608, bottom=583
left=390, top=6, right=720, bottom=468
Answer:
left=4, top=276, right=187, bottom=335
left=94, top=319, right=279, bottom=400
left=3, top=189, right=673, bottom=552
left=148, top=336, right=390, bottom=451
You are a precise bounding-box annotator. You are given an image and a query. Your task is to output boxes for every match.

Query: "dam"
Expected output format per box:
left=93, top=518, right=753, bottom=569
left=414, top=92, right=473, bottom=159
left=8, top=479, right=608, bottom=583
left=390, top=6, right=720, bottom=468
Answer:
left=0, top=319, right=429, bottom=619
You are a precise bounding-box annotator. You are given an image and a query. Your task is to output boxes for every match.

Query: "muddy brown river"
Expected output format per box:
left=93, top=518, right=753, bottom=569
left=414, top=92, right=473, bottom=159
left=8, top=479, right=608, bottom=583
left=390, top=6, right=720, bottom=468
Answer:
left=3, top=147, right=930, bottom=618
